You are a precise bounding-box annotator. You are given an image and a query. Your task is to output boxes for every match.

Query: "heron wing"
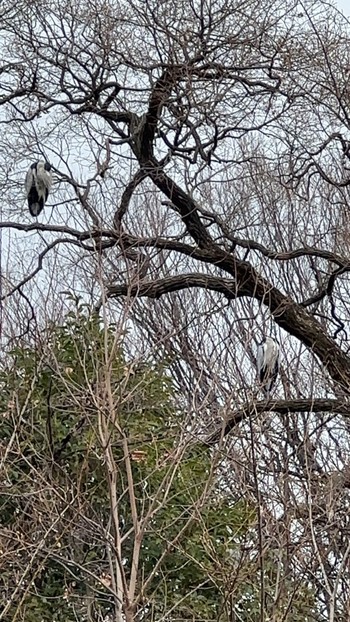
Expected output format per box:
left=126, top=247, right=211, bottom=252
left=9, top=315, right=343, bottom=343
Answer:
left=37, top=169, right=52, bottom=198
left=265, top=341, right=279, bottom=372
left=256, top=344, right=266, bottom=376
left=24, top=168, right=35, bottom=196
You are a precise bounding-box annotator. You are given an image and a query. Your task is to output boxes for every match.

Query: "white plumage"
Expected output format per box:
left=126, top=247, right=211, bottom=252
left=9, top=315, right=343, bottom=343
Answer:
left=256, top=337, right=280, bottom=397
left=25, top=161, right=52, bottom=216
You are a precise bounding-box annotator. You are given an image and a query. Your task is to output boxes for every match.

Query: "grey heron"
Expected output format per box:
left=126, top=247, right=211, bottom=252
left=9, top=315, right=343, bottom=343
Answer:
left=25, top=161, right=52, bottom=216
left=256, top=337, right=280, bottom=397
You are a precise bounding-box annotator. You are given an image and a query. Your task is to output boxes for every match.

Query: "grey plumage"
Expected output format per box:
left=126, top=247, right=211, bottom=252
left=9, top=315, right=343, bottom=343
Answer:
left=256, top=337, right=280, bottom=397
left=25, top=161, right=52, bottom=216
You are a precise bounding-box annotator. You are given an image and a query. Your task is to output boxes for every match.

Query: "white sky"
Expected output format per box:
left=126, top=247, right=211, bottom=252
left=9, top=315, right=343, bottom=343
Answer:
left=336, top=0, right=350, bottom=16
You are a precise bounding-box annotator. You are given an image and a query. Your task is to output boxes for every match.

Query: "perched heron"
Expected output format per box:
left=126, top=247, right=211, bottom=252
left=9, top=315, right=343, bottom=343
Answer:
left=25, top=161, right=52, bottom=216
left=256, top=337, right=280, bottom=397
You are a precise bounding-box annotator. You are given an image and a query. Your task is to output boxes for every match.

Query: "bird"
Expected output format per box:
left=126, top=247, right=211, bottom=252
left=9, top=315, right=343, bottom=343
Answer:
left=256, top=336, right=280, bottom=397
left=25, top=161, right=52, bottom=216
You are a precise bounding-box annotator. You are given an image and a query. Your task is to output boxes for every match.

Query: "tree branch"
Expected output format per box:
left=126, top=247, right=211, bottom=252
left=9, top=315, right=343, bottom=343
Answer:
left=107, top=273, right=240, bottom=300
left=2, top=238, right=98, bottom=301
left=114, top=169, right=147, bottom=230
left=0, top=221, right=114, bottom=241
left=143, top=159, right=213, bottom=248
left=205, top=398, right=350, bottom=445
left=107, top=262, right=350, bottom=390
left=140, top=67, right=183, bottom=159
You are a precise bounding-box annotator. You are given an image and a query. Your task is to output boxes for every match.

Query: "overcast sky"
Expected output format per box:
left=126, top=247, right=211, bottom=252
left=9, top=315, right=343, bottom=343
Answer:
left=337, top=0, right=349, bottom=16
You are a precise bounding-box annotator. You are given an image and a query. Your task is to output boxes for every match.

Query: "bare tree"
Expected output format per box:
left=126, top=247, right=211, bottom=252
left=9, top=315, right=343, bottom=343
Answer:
left=2, top=0, right=350, bottom=619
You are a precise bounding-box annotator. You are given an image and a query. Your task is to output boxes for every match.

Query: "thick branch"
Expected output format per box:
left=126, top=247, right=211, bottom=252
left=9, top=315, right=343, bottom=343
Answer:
left=139, top=165, right=350, bottom=392
left=107, top=262, right=350, bottom=389
left=107, top=273, right=239, bottom=300
left=114, top=169, right=147, bottom=230
left=301, top=265, right=350, bottom=307
left=0, top=221, right=114, bottom=241
left=205, top=399, right=350, bottom=445
left=140, top=67, right=182, bottom=159
left=135, top=66, right=213, bottom=248
left=198, top=250, right=350, bottom=390
left=120, top=232, right=349, bottom=275
left=144, top=159, right=213, bottom=248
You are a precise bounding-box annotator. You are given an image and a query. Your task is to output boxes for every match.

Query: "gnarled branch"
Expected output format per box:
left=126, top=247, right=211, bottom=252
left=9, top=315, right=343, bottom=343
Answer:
left=107, top=273, right=240, bottom=300
left=205, top=398, right=350, bottom=445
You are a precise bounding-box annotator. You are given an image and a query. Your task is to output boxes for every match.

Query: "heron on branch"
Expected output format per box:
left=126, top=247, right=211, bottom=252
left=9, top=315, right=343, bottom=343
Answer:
left=256, top=336, right=280, bottom=397
left=25, top=161, right=52, bottom=217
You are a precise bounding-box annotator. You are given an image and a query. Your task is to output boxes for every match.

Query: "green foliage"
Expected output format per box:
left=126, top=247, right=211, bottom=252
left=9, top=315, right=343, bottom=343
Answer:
left=0, top=303, right=312, bottom=622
